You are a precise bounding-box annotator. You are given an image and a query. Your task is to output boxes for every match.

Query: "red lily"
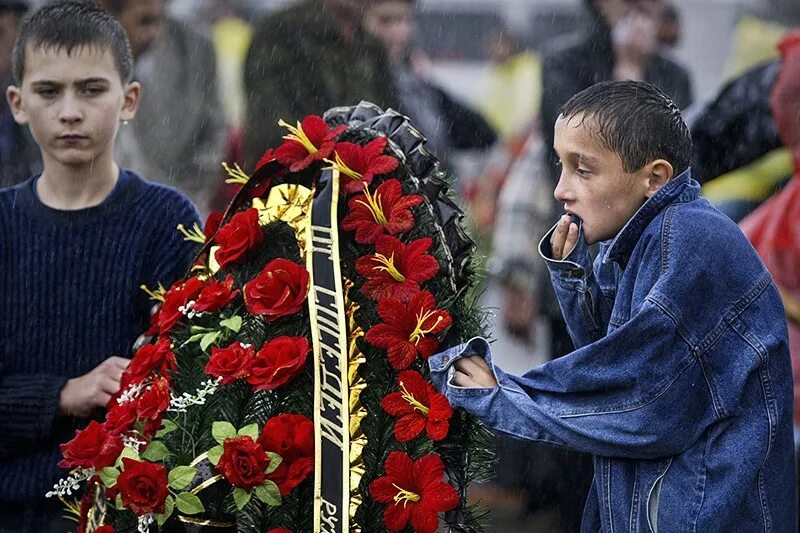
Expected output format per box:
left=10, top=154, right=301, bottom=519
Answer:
left=326, top=137, right=399, bottom=194
left=354, top=236, right=439, bottom=302
left=369, top=451, right=460, bottom=533
left=341, top=179, right=423, bottom=244
left=364, top=291, right=452, bottom=370
left=381, top=370, right=453, bottom=442
left=273, top=115, right=346, bottom=172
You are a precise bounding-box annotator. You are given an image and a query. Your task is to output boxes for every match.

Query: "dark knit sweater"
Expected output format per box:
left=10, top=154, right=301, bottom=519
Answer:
left=0, top=170, right=200, bottom=502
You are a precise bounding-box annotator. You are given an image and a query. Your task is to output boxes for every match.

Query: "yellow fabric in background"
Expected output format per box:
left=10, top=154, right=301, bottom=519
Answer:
left=479, top=52, right=542, bottom=140
left=212, top=16, right=253, bottom=126
left=702, top=148, right=793, bottom=203
left=724, top=15, right=789, bottom=80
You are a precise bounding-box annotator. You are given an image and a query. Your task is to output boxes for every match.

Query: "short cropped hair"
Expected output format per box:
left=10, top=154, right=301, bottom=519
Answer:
left=559, top=80, right=692, bottom=176
left=12, top=0, right=133, bottom=84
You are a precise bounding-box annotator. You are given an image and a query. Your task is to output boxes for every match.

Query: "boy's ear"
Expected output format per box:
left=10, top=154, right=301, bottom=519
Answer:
left=120, top=81, right=141, bottom=122
left=5, top=85, right=28, bottom=125
left=645, top=159, right=674, bottom=198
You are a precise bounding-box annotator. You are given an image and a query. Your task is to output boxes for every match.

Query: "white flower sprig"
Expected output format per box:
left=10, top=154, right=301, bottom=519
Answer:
left=178, top=300, right=205, bottom=319
left=46, top=468, right=94, bottom=498
left=168, top=378, right=222, bottom=413
left=117, top=381, right=145, bottom=405
left=122, top=434, right=147, bottom=453
left=138, top=513, right=155, bottom=533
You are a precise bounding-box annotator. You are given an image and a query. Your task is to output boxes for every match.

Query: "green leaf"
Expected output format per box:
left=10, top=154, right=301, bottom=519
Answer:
left=254, top=480, right=281, bottom=506
left=233, top=487, right=251, bottom=510
left=97, top=467, right=120, bottom=487
left=175, top=492, right=205, bottom=515
left=168, top=466, right=197, bottom=490
left=116, top=446, right=140, bottom=466
left=265, top=453, right=283, bottom=475
left=212, top=421, right=237, bottom=444
left=219, top=315, right=243, bottom=333
left=207, top=445, right=224, bottom=466
left=200, top=331, right=221, bottom=351
left=156, top=495, right=175, bottom=525
left=156, top=419, right=178, bottom=437
left=180, top=332, right=207, bottom=347
left=190, top=325, right=214, bottom=333
left=141, top=440, right=170, bottom=462
left=237, top=423, right=259, bottom=440
left=114, top=494, right=124, bottom=511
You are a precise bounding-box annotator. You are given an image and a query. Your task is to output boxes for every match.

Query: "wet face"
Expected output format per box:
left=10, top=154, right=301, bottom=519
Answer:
left=117, top=0, right=166, bottom=59
left=6, top=45, right=139, bottom=169
left=363, top=1, right=413, bottom=61
left=552, top=113, right=653, bottom=244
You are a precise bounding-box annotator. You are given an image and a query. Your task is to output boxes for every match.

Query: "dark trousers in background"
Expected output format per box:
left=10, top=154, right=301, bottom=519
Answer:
left=494, top=315, right=595, bottom=532
left=0, top=497, right=76, bottom=532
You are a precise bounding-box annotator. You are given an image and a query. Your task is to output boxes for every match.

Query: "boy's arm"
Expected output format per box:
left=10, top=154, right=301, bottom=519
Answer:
left=0, top=356, right=128, bottom=458
left=539, top=217, right=613, bottom=347
left=429, top=299, right=719, bottom=460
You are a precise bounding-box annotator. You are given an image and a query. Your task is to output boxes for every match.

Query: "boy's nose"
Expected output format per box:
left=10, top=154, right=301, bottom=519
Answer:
left=58, top=96, right=83, bottom=124
left=553, top=174, right=572, bottom=203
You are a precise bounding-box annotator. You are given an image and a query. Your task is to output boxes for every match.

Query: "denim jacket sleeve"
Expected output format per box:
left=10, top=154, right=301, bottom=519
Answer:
left=538, top=221, right=613, bottom=348
left=429, top=298, right=719, bottom=460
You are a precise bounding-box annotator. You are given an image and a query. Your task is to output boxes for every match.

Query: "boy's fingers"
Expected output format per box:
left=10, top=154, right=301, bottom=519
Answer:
left=563, top=222, right=579, bottom=257
left=551, top=215, right=571, bottom=259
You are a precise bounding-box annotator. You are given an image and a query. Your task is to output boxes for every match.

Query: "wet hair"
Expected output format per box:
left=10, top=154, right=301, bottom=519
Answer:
left=559, top=80, right=692, bottom=176
left=12, top=0, right=133, bottom=84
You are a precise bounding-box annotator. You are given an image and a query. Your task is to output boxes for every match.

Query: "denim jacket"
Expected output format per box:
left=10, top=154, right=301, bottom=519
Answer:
left=429, top=171, right=796, bottom=532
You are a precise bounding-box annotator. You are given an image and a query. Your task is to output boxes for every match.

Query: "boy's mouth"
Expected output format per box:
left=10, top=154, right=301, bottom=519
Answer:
left=57, top=134, right=88, bottom=141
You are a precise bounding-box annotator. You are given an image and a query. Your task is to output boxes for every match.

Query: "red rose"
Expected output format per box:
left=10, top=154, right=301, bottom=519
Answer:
left=205, top=341, right=255, bottom=384
left=135, top=377, right=171, bottom=423
left=95, top=526, right=115, bottom=533
left=104, top=400, right=138, bottom=435
left=147, top=277, right=205, bottom=335
left=122, top=337, right=176, bottom=389
left=194, top=275, right=240, bottom=313
left=215, top=435, right=270, bottom=490
left=59, top=420, right=123, bottom=470
left=266, top=529, right=293, bottom=533
left=204, top=210, right=224, bottom=239
left=243, top=258, right=309, bottom=320
left=116, top=458, right=169, bottom=516
left=214, top=208, right=264, bottom=269
left=259, top=414, right=314, bottom=495
left=247, top=337, right=310, bottom=391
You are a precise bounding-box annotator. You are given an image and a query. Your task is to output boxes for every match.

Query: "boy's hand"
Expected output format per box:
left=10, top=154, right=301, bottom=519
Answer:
left=550, top=214, right=579, bottom=260
left=59, top=356, right=130, bottom=417
left=452, top=356, right=499, bottom=388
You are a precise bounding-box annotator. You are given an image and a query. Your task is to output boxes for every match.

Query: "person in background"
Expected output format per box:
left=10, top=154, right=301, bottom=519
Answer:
left=0, top=0, right=39, bottom=187
left=657, top=1, right=681, bottom=50
left=1, top=2, right=199, bottom=530
left=362, top=0, right=495, bottom=167
left=244, top=0, right=395, bottom=169
left=99, top=0, right=227, bottom=216
left=541, top=0, right=693, bottom=183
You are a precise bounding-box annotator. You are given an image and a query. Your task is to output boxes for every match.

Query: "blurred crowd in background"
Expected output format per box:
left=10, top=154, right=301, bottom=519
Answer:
left=2, top=0, right=799, bottom=531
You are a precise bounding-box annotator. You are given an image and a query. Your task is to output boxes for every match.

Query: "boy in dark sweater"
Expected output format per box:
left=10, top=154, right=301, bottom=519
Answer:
left=0, top=2, right=200, bottom=529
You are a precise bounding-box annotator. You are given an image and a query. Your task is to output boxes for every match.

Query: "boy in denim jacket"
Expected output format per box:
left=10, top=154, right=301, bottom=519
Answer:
left=430, top=80, right=796, bottom=531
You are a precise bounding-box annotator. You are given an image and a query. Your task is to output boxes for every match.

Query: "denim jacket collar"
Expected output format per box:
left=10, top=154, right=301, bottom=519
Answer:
left=603, top=168, right=699, bottom=267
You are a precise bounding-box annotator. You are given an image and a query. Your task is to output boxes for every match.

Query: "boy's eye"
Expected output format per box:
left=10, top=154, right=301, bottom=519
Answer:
left=83, top=85, right=106, bottom=96
left=36, top=88, right=58, bottom=98
left=576, top=168, right=590, bottom=177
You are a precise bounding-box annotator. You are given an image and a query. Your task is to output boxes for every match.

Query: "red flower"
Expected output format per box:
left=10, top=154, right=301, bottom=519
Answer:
left=254, top=148, right=275, bottom=173
left=355, top=236, right=439, bottom=302
left=122, top=337, right=176, bottom=390
left=95, top=526, right=115, bottom=533
left=341, top=179, right=423, bottom=244
left=147, top=277, right=205, bottom=335
left=364, top=291, right=452, bottom=370
left=247, top=337, right=310, bottom=391
left=273, top=115, right=346, bottom=172
left=258, top=414, right=314, bottom=495
left=204, top=211, right=224, bottom=239
left=214, top=208, right=264, bottom=269
left=381, top=370, right=453, bottom=442
left=327, top=137, right=399, bottom=194
left=116, top=458, right=169, bottom=516
left=205, top=341, right=255, bottom=384
left=369, top=452, right=459, bottom=533
left=59, top=421, right=123, bottom=470
left=194, top=275, right=240, bottom=313
left=216, top=435, right=270, bottom=491
left=104, top=400, right=138, bottom=435
left=244, top=258, right=309, bottom=320
left=266, top=529, right=293, bottom=533
left=135, top=377, right=171, bottom=424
